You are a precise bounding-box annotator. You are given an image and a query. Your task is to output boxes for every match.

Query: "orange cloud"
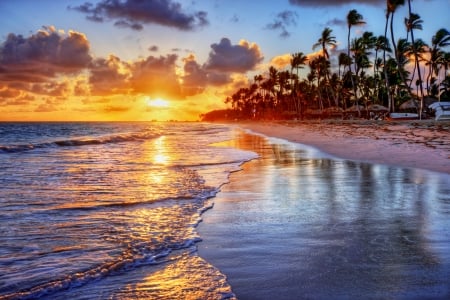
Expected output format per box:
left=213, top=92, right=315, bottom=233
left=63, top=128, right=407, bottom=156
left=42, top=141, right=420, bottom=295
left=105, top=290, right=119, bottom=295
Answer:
left=270, top=53, right=292, bottom=69
left=129, top=54, right=182, bottom=99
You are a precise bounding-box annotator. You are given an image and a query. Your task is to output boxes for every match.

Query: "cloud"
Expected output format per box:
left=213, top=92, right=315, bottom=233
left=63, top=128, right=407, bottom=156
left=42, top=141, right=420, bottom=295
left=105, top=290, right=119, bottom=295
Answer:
left=69, top=0, right=209, bottom=31
left=326, top=18, right=347, bottom=27
left=265, top=10, right=298, bottom=38
left=182, top=54, right=208, bottom=95
left=89, top=55, right=131, bottom=95
left=205, top=38, right=264, bottom=73
left=103, top=105, right=130, bottom=112
left=30, top=81, right=70, bottom=97
left=149, top=45, right=159, bottom=52
left=0, top=86, right=35, bottom=106
left=0, top=26, right=92, bottom=83
left=34, top=99, right=60, bottom=112
left=270, top=53, right=293, bottom=69
left=230, top=14, right=239, bottom=23
left=129, top=54, right=182, bottom=98
left=289, top=0, right=383, bottom=6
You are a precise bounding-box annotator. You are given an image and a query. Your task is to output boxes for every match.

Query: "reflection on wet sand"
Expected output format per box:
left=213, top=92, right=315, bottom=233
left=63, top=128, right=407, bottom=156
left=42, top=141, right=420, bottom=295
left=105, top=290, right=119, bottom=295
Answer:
left=199, top=131, right=450, bottom=300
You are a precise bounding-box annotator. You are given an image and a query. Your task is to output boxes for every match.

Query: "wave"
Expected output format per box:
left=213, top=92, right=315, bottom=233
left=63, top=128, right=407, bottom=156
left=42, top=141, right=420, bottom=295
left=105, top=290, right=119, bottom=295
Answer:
left=0, top=196, right=217, bottom=300
left=0, top=243, right=197, bottom=300
left=0, top=131, right=160, bottom=154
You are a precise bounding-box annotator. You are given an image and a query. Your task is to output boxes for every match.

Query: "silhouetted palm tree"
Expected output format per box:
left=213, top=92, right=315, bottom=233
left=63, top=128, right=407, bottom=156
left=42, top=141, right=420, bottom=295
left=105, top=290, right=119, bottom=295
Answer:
left=313, top=27, right=336, bottom=59
left=313, top=28, right=337, bottom=106
left=346, top=9, right=366, bottom=101
left=385, top=0, right=405, bottom=111
left=427, top=29, right=450, bottom=98
left=405, top=8, right=425, bottom=117
left=290, top=52, right=308, bottom=117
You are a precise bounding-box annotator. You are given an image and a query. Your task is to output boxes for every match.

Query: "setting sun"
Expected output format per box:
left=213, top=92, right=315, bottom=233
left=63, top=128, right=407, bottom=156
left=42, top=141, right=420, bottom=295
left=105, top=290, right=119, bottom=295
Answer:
left=146, top=98, right=170, bottom=108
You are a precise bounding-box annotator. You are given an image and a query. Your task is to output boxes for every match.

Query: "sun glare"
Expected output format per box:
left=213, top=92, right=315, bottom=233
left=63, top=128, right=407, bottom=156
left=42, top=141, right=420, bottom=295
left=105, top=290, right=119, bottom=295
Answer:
left=146, top=97, right=170, bottom=108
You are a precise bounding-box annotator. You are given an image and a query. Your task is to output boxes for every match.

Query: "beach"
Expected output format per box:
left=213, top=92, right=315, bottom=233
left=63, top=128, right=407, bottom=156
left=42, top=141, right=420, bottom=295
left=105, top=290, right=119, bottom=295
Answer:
left=238, top=120, right=450, bottom=175
left=198, top=120, right=450, bottom=299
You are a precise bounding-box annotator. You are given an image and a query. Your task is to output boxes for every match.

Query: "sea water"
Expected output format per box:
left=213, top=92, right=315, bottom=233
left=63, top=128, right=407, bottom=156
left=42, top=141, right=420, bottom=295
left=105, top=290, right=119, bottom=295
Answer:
left=0, top=122, right=255, bottom=299
left=2, top=122, right=450, bottom=300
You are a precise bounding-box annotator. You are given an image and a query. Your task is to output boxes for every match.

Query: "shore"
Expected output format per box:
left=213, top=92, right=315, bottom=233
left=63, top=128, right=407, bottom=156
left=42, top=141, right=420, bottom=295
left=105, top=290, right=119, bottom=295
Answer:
left=198, top=124, right=450, bottom=299
left=237, top=120, right=450, bottom=174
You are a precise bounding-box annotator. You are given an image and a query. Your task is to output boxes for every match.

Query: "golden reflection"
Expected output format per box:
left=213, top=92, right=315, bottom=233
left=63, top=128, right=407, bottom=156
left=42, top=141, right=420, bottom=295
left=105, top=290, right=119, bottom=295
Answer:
left=152, top=136, right=170, bottom=165
left=116, top=255, right=235, bottom=299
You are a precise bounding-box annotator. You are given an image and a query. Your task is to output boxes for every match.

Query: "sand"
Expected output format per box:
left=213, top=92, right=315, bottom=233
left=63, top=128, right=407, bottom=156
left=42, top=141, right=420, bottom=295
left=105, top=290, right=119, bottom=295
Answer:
left=198, top=124, right=450, bottom=299
left=237, top=120, right=450, bottom=174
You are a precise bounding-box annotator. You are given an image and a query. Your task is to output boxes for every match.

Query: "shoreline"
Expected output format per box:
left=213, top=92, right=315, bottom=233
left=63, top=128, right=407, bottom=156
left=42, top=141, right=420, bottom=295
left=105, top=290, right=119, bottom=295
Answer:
left=198, top=126, right=450, bottom=299
left=234, top=120, right=450, bottom=174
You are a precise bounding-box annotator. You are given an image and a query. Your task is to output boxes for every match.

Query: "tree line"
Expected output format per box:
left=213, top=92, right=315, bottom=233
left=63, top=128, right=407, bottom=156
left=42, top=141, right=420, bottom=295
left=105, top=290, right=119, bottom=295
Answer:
left=213, top=1, right=449, bottom=121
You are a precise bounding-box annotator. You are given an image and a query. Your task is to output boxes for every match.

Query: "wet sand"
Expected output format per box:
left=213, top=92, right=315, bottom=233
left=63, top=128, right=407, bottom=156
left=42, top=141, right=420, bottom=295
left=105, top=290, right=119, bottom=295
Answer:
left=239, top=120, right=450, bottom=174
left=198, top=127, right=450, bottom=300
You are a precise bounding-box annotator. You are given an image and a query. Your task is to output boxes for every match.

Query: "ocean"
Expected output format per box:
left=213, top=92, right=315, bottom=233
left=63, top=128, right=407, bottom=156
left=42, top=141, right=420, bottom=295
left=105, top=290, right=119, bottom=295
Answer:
left=0, top=122, right=255, bottom=299
left=1, top=122, right=450, bottom=300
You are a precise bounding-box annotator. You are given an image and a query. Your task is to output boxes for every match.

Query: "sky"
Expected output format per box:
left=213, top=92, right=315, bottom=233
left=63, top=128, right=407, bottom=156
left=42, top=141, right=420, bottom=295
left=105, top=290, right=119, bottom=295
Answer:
left=0, top=0, right=449, bottom=121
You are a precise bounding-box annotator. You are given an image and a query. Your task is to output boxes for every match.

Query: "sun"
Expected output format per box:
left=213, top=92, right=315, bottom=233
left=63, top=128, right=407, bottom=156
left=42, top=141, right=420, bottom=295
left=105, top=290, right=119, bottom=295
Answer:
left=146, top=97, right=170, bottom=108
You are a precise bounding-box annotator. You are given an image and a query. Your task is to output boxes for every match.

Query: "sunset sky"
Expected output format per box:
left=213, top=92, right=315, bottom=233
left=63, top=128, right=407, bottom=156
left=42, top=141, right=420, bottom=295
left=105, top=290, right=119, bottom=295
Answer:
left=0, top=0, right=448, bottom=121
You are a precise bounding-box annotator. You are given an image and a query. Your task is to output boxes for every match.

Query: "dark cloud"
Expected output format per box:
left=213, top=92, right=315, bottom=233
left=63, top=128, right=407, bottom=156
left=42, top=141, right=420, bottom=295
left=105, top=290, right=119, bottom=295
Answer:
left=181, top=54, right=233, bottom=96
left=89, top=55, right=130, bottom=96
left=114, top=20, right=144, bottom=31
left=206, top=72, right=231, bottom=86
left=69, top=0, right=209, bottom=31
left=182, top=54, right=208, bottom=95
left=149, top=45, right=159, bottom=52
left=265, top=10, right=298, bottom=38
left=289, top=0, right=382, bottom=6
left=205, top=38, right=263, bottom=73
left=0, top=26, right=92, bottom=82
left=326, top=18, right=347, bottom=27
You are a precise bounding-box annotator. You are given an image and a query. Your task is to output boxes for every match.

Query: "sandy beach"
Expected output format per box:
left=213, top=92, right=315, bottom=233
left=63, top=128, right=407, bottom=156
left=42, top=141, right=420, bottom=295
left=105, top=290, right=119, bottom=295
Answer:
left=238, top=120, right=450, bottom=174
left=198, top=121, right=450, bottom=299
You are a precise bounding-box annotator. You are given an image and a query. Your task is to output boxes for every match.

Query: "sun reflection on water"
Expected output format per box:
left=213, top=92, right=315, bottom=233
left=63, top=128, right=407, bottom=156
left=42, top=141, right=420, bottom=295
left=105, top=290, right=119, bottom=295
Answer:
left=114, top=255, right=235, bottom=299
left=152, top=136, right=170, bottom=165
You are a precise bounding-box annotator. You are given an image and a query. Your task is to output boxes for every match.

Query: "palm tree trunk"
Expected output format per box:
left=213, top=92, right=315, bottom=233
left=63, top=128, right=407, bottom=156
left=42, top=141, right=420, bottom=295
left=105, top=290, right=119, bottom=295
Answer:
left=384, top=12, right=393, bottom=112
left=408, top=0, right=425, bottom=119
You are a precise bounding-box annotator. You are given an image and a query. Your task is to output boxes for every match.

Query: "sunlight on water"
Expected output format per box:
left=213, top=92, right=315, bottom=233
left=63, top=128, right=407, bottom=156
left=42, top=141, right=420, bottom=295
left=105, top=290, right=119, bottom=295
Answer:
left=151, top=136, right=170, bottom=165
left=109, top=255, right=236, bottom=299
left=0, top=123, right=249, bottom=299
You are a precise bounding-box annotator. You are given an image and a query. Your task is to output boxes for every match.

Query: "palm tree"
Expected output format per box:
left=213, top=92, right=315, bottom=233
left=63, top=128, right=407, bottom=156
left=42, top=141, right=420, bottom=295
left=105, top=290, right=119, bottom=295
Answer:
left=290, top=52, right=308, bottom=78
left=313, top=27, right=337, bottom=106
left=396, top=38, right=412, bottom=94
left=374, top=36, right=391, bottom=104
left=405, top=10, right=425, bottom=118
left=427, top=29, right=450, bottom=98
left=313, top=27, right=336, bottom=59
left=346, top=10, right=366, bottom=98
left=385, top=0, right=405, bottom=111
left=290, top=52, right=308, bottom=117
left=338, top=52, right=352, bottom=79
left=347, top=10, right=366, bottom=60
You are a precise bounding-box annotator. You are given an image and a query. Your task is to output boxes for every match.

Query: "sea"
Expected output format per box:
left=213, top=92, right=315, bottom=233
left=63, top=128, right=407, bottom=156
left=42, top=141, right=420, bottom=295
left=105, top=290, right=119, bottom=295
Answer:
left=0, top=122, right=255, bottom=300
left=1, top=122, right=450, bottom=300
